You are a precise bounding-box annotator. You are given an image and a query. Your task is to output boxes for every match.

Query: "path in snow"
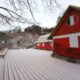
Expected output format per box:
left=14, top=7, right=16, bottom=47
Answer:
left=0, top=48, right=80, bottom=80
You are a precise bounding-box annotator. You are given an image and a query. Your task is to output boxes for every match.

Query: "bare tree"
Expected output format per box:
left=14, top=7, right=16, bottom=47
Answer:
left=0, top=0, right=61, bottom=27
left=0, top=6, right=34, bottom=28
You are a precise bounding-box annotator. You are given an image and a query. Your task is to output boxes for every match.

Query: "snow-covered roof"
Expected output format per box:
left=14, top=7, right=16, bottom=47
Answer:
left=36, top=34, right=52, bottom=43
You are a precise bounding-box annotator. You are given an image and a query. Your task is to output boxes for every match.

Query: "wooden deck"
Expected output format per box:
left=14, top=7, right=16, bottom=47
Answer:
left=0, top=48, right=8, bottom=57
left=0, top=49, right=80, bottom=80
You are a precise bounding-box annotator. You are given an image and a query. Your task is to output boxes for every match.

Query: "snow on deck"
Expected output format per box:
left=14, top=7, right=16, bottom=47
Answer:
left=0, top=48, right=80, bottom=80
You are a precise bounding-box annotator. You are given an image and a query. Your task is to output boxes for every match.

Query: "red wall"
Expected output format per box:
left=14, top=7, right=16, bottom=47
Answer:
left=53, top=37, right=80, bottom=59
left=36, top=43, right=42, bottom=49
left=52, top=9, right=80, bottom=59
left=44, top=42, right=52, bottom=50
left=36, top=42, right=52, bottom=50
left=54, top=9, right=80, bottom=36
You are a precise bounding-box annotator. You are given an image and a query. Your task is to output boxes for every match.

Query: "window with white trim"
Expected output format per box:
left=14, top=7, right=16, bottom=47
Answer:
left=37, top=43, right=39, bottom=46
left=66, top=15, right=78, bottom=26
left=42, top=43, right=44, bottom=47
left=69, top=35, right=79, bottom=48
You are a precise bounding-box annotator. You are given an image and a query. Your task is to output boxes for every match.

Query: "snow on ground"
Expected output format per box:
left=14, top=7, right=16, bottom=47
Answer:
left=0, top=48, right=80, bottom=80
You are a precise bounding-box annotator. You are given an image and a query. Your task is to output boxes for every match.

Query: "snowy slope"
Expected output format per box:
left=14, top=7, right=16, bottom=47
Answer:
left=0, top=48, right=80, bottom=80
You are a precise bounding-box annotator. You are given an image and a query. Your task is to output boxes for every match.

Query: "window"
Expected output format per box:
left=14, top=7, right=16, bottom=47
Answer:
left=37, top=43, right=39, bottom=46
left=42, top=43, right=44, bottom=46
left=66, top=15, right=78, bottom=26
left=69, top=36, right=79, bottom=48
left=50, top=43, right=52, bottom=47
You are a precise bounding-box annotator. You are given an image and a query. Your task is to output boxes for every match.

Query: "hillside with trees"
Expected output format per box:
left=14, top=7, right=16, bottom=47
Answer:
left=24, top=25, right=54, bottom=35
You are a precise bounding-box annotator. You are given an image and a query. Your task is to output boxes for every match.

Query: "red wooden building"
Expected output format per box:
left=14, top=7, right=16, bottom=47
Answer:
left=48, top=5, right=80, bottom=59
left=35, top=34, right=52, bottom=50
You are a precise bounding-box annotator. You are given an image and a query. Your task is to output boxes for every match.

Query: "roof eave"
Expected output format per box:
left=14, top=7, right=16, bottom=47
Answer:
left=48, top=5, right=80, bottom=39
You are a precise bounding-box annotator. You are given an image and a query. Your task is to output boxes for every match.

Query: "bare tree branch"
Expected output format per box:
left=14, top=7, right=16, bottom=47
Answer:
left=0, top=0, right=62, bottom=28
left=26, top=0, right=36, bottom=22
left=0, top=6, right=35, bottom=26
left=9, top=0, right=17, bottom=10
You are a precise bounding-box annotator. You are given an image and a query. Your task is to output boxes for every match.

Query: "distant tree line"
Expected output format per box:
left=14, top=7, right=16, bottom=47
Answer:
left=24, top=25, right=54, bottom=35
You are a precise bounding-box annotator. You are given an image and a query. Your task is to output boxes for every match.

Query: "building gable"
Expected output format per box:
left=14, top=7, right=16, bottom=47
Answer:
left=54, top=9, right=80, bottom=36
left=48, top=5, right=80, bottom=39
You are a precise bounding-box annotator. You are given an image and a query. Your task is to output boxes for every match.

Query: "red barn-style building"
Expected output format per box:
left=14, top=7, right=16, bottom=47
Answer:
left=36, top=34, right=52, bottom=50
left=49, top=5, right=80, bottom=59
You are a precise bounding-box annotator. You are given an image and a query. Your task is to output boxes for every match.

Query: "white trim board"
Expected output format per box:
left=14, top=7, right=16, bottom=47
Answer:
left=53, top=32, right=80, bottom=48
left=53, top=32, right=80, bottom=39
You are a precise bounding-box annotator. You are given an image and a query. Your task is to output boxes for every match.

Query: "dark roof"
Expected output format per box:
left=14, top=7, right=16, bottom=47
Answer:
left=48, top=5, right=80, bottom=39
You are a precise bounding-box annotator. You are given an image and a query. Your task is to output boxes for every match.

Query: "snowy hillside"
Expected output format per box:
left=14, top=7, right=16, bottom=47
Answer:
left=0, top=48, right=80, bottom=80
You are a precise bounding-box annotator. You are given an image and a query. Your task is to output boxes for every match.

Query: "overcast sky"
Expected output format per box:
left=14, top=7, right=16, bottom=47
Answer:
left=0, top=0, right=80, bottom=31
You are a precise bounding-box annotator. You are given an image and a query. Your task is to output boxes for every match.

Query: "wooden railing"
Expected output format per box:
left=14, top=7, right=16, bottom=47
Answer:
left=0, top=45, right=7, bottom=50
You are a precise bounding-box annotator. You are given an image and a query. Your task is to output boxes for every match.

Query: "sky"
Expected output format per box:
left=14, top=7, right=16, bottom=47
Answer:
left=0, top=0, right=80, bottom=31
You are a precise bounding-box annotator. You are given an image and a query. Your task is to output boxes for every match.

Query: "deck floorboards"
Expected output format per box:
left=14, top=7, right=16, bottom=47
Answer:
left=0, top=49, right=80, bottom=80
